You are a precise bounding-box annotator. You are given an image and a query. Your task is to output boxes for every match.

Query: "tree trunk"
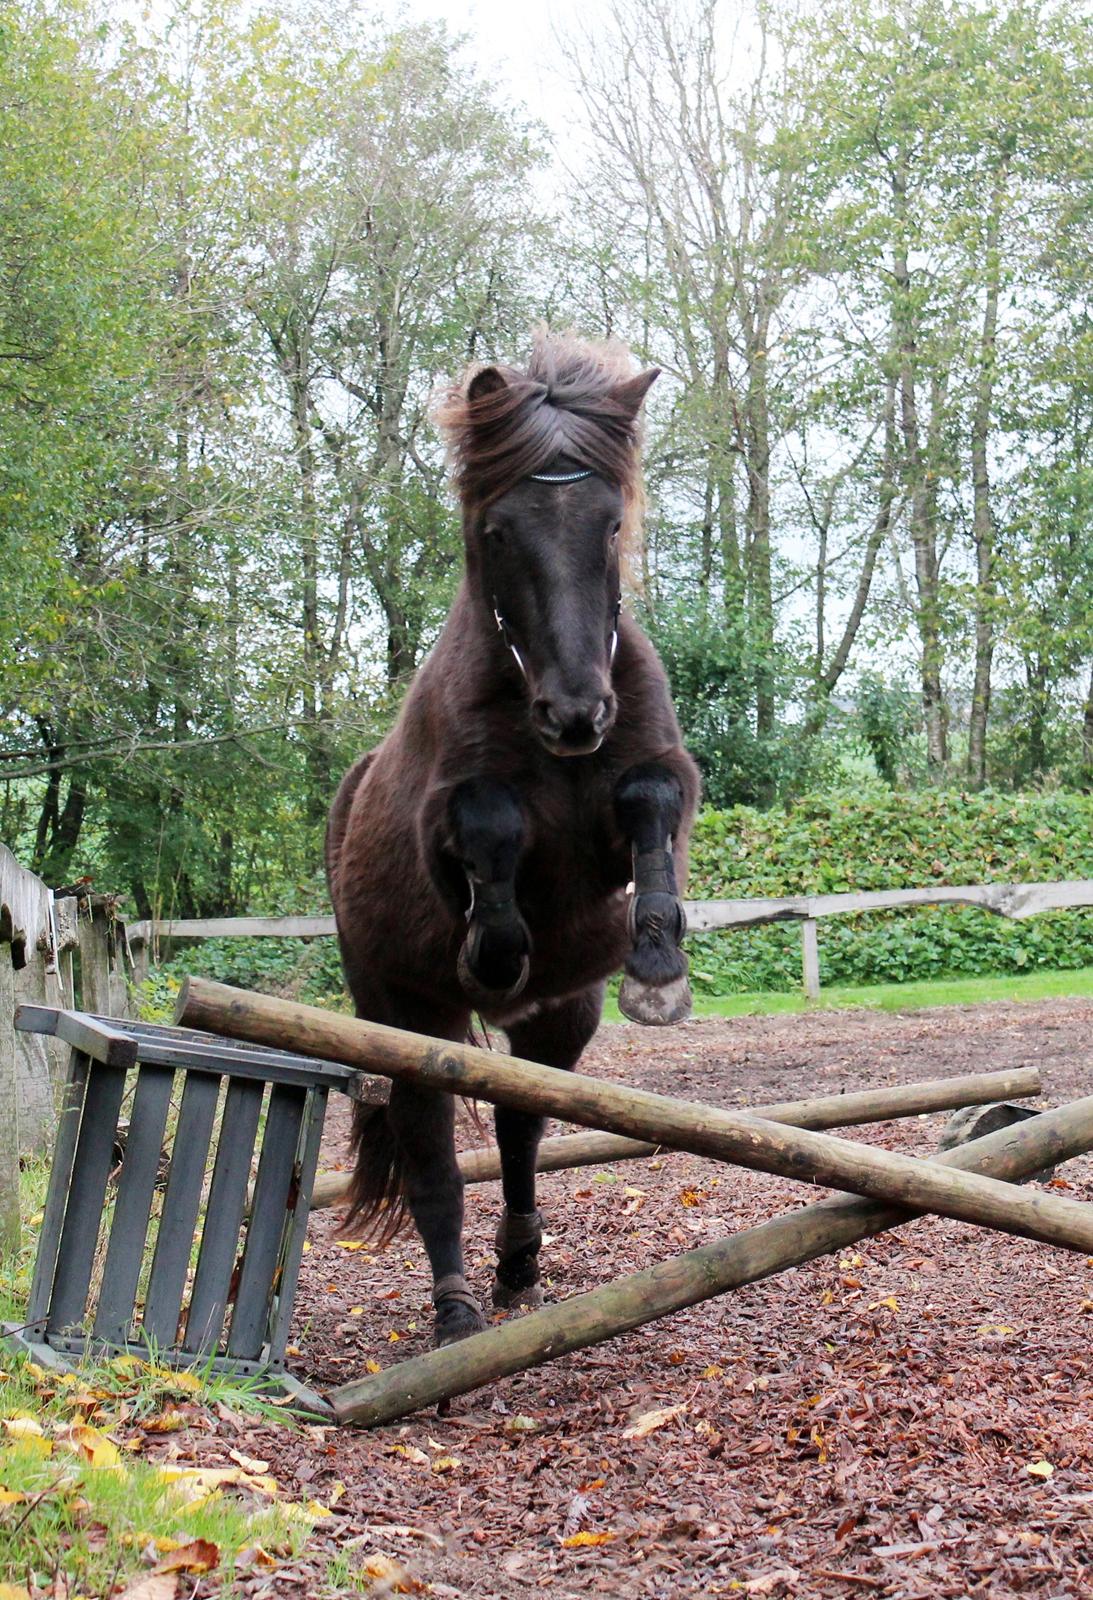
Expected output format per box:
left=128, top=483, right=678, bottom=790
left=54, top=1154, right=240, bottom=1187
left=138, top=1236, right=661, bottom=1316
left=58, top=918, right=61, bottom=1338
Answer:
left=967, top=174, right=1005, bottom=789
left=1081, top=662, right=1093, bottom=791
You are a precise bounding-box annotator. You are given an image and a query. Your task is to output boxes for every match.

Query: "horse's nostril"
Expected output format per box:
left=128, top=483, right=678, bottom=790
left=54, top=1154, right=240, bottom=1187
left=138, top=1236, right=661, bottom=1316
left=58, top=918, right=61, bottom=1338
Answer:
left=532, top=698, right=563, bottom=736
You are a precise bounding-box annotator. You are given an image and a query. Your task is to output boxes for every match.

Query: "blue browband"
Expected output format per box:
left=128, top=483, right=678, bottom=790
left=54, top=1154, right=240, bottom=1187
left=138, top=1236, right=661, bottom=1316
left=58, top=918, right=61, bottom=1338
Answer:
left=527, top=468, right=595, bottom=483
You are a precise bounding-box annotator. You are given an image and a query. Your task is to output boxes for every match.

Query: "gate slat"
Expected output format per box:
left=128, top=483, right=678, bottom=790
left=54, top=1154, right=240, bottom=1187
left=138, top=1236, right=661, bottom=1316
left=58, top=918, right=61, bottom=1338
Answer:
left=93, top=1064, right=175, bottom=1347
left=265, top=1087, right=328, bottom=1368
left=46, top=1061, right=128, bottom=1336
left=142, top=1071, right=221, bottom=1348
left=226, top=1084, right=305, bottom=1361
left=182, top=1078, right=264, bottom=1356
left=26, top=1050, right=90, bottom=1329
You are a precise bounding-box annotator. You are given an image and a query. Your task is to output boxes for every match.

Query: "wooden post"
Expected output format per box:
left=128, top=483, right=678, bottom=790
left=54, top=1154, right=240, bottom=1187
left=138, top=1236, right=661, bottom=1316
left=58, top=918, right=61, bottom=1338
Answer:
left=331, top=1091, right=1093, bottom=1426
left=0, top=945, right=19, bottom=1254
left=309, top=1065, right=1043, bottom=1211
left=174, top=979, right=1093, bottom=1255
left=801, top=918, right=820, bottom=998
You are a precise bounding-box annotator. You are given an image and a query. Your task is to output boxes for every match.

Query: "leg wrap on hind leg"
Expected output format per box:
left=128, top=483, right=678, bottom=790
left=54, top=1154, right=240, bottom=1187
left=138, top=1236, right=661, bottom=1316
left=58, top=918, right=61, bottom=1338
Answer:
left=493, top=1208, right=544, bottom=1307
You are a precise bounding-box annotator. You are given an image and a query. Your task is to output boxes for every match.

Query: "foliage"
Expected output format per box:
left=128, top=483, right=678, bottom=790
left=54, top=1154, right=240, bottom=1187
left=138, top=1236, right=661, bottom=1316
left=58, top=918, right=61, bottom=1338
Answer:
left=686, top=788, right=1093, bottom=992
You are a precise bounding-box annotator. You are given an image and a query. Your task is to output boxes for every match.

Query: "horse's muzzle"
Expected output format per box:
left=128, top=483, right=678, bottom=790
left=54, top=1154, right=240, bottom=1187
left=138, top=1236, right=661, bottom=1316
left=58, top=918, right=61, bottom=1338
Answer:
left=531, top=692, right=615, bottom=756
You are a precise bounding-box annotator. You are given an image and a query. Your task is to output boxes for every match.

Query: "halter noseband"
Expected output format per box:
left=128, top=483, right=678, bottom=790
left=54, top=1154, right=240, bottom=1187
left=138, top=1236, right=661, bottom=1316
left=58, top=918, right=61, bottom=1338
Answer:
left=493, top=465, right=617, bottom=683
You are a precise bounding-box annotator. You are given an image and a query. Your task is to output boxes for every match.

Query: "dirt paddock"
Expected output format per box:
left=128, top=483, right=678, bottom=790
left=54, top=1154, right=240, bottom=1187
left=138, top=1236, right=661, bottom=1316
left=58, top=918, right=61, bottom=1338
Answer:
left=216, top=1000, right=1093, bottom=1596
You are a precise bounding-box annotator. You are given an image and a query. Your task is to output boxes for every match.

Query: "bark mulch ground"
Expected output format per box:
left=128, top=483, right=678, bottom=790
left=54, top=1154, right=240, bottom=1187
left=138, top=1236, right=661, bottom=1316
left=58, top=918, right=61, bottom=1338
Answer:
left=178, top=1000, right=1093, bottom=1597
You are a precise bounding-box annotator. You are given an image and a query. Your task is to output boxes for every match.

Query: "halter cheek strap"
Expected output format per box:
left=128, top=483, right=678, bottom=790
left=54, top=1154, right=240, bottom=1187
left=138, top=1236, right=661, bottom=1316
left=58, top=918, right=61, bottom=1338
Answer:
left=493, top=596, right=622, bottom=682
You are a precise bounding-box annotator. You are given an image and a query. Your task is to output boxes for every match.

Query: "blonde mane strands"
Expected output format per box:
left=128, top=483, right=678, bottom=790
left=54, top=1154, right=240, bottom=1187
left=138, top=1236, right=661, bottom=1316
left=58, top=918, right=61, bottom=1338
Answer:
left=434, top=329, right=652, bottom=560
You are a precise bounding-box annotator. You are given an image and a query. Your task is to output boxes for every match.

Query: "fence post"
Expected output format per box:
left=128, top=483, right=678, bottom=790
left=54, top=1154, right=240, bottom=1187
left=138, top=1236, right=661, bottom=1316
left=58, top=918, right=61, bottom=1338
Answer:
left=78, top=897, right=129, bottom=1019
left=0, top=943, right=18, bottom=1254
left=801, top=918, right=821, bottom=999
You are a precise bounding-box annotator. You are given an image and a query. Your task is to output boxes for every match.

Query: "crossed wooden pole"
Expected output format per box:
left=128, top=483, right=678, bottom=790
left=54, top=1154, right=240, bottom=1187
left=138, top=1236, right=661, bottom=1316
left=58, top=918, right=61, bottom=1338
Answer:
left=177, top=977, right=1093, bottom=1427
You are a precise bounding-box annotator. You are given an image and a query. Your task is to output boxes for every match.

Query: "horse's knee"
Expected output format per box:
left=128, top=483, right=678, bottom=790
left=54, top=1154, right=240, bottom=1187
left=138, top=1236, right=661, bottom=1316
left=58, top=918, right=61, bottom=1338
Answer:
left=448, top=779, right=531, bottom=1001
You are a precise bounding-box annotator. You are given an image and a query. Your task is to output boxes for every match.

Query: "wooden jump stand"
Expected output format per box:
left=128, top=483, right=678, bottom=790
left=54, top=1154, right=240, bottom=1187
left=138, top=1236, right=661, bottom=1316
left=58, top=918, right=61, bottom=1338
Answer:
left=5, top=1004, right=385, bottom=1414
left=7, top=977, right=1093, bottom=1428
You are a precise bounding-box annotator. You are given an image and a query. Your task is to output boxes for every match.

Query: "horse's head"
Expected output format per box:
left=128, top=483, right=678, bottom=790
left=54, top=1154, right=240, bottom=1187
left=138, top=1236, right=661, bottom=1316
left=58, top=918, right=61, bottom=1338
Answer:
left=437, top=334, right=659, bottom=757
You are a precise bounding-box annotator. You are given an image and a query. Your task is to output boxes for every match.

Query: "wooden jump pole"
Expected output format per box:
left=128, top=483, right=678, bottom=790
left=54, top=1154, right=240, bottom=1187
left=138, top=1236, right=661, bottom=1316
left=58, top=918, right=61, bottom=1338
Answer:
left=331, top=1093, right=1093, bottom=1426
left=175, top=979, right=1093, bottom=1255
left=308, top=1065, right=1043, bottom=1210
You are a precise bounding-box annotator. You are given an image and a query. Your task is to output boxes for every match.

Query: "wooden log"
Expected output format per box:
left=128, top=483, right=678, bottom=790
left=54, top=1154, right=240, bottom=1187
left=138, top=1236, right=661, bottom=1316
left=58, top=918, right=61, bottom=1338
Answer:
left=175, top=978, right=1093, bottom=1255
left=308, top=1066, right=1044, bottom=1211
left=331, top=1091, right=1093, bottom=1425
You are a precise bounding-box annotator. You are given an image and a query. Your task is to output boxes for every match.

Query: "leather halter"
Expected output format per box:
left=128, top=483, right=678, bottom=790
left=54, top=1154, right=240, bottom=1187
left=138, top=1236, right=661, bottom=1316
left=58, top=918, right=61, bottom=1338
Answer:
left=527, top=468, right=595, bottom=483
left=494, top=596, right=621, bottom=682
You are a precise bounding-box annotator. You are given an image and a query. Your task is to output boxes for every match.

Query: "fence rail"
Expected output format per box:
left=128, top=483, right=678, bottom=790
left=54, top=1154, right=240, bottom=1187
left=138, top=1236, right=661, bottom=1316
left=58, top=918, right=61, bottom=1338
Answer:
left=127, top=878, right=1093, bottom=1001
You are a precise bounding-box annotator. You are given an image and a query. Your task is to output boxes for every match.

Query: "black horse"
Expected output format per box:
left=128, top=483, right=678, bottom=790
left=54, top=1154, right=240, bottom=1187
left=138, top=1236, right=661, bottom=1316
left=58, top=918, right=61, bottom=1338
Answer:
left=326, top=332, right=699, bottom=1345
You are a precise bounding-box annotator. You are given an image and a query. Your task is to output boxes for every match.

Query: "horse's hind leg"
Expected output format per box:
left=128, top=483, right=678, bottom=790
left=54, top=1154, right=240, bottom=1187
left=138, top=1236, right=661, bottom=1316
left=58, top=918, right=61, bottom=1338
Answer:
left=385, top=1077, right=487, bottom=1345
left=448, top=778, right=531, bottom=1005
left=614, top=762, right=692, bottom=1026
left=493, top=984, right=604, bottom=1310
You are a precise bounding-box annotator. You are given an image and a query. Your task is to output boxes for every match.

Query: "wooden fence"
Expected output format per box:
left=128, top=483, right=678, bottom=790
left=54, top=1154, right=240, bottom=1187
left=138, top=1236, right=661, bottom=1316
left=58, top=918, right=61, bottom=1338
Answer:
left=0, top=847, right=129, bottom=1250
left=128, top=878, right=1093, bottom=1001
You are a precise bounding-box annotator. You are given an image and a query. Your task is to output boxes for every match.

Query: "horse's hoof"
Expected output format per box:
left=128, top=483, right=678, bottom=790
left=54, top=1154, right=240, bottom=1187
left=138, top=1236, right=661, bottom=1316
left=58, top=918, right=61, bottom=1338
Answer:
left=433, top=1273, right=487, bottom=1346
left=434, top=1305, right=487, bottom=1346
left=491, top=1277, right=544, bottom=1311
left=618, top=972, right=692, bottom=1026
left=457, top=940, right=530, bottom=1007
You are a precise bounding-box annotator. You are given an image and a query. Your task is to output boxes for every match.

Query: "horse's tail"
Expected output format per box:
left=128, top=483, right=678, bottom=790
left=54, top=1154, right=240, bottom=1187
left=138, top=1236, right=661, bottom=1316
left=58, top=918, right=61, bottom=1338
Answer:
left=340, top=1100, right=408, bottom=1244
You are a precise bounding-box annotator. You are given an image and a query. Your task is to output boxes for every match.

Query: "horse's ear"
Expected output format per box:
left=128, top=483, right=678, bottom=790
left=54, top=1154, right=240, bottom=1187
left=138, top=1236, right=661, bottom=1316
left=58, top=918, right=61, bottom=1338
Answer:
left=613, top=367, right=660, bottom=417
left=467, top=366, right=508, bottom=404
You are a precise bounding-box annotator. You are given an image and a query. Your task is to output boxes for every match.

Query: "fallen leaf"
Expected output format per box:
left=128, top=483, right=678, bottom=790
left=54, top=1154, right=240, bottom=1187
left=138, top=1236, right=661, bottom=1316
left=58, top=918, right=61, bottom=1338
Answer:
left=228, top=1447, right=271, bottom=1473
left=431, top=1455, right=461, bottom=1474
left=365, top=1359, right=382, bottom=1374
left=388, top=1443, right=429, bottom=1465
left=56, top=1424, right=121, bottom=1468
left=359, top=1554, right=426, bottom=1594
left=976, top=1323, right=1016, bottom=1337
left=0, top=1586, right=32, bottom=1600
left=154, top=1539, right=219, bottom=1575
left=504, top=1415, right=538, bottom=1433
left=1026, top=1460, right=1054, bottom=1479
left=562, top=1531, right=616, bottom=1548
left=141, top=1411, right=187, bottom=1435
left=115, top=1576, right=178, bottom=1600
left=623, top=1403, right=688, bottom=1439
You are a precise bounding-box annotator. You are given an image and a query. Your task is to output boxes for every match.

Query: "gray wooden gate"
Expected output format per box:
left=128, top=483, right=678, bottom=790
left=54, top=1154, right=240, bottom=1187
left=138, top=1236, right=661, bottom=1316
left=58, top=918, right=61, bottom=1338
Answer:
left=5, top=1006, right=383, bottom=1410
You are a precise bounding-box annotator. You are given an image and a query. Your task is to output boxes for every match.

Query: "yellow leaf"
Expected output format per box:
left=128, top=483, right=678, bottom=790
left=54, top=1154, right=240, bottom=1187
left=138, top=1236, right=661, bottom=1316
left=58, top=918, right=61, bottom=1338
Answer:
left=702, top=1365, right=724, bottom=1379
left=2, top=1414, right=43, bottom=1436
left=388, top=1443, right=429, bottom=1465
left=162, top=1369, right=202, bottom=1394
left=0, top=1584, right=32, bottom=1600
left=0, top=1488, right=29, bottom=1504
left=304, top=1498, right=334, bottom=1518
left=365, top=1359, right=382, bottom=1374
left=623, top=1404, right=688, bottom=1440
left=57, top=1424, right=121, bottom=1468
left=302, top=1240, right=312, bottom=1253
left=388, top=1330, right=400, bottom=1342
left=562, top=1530, right=616, bottom=1548
left=23, top=1361, right=48, bottom=1382
left=228, top=1447, right=270, bottom=1473
left=349, top=1306, right=365, bottom=1316
left=28, top=1213, right=43, bottom=1226
left=867, top=1297, right=899, bottom=1313
left=431, top=1455, right=461, bottom=1474
left=141, top=1410, right=187, bottom=1434
left=335, top=1240, right=366, bottom=1251
left=976, top=1324, right=1016, bottom=1336
left=1026, top=1460, right=1054, bottom=1479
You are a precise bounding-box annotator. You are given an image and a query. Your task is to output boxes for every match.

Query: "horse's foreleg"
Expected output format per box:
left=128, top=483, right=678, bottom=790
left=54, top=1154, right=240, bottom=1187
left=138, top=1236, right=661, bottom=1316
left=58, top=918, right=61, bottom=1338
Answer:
left=614, top=761, right=692, bottom=1025
left=448, top=778, right=531, bottom=1005
left=494, top=986, right=604, bottom=1310
left=385, top=1080, right=486, bottom=1345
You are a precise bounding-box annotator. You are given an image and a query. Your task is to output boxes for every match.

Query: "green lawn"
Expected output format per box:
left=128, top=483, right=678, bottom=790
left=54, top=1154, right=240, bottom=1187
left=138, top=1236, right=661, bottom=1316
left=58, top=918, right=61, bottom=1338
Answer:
left=603, top=965, right=1093, bottom=1023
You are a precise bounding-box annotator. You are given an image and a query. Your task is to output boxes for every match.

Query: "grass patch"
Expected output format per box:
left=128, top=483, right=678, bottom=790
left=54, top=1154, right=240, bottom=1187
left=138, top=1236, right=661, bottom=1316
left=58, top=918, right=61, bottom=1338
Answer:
left=0, top=1164, right=326, bottom=1597
left=603, top=964, right=1093, bottom=1022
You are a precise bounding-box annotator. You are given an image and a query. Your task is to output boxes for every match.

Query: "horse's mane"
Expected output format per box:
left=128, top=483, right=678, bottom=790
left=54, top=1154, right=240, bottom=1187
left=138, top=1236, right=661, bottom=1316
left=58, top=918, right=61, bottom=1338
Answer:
left=435, top=329, right=651, bottom=540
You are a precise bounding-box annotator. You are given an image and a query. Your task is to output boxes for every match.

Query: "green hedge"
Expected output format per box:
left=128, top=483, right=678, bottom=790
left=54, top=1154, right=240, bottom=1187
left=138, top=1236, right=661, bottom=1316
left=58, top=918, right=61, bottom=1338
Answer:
left=143, top=788, right=1093, bottom=1004
left=687, top=787, right=1093, bottom=993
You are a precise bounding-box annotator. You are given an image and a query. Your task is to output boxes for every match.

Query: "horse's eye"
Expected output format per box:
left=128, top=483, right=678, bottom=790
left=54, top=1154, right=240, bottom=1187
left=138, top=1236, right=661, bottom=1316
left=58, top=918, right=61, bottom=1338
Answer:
left=483, top=523, right=504, bottom=544
left=609, top=523, right=621, bottom=544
